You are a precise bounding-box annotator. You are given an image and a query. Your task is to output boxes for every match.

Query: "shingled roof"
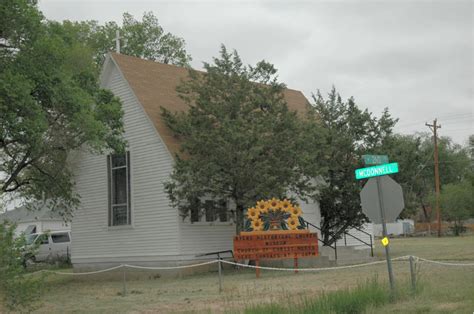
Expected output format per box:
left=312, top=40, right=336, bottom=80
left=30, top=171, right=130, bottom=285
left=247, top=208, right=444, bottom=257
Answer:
left=110, top=53, right=311, bottom=156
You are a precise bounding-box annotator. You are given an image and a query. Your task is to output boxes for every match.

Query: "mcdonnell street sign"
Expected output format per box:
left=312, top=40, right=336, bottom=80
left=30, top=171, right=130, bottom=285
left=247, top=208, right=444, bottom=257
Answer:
left=355, top=163, right=399, bottom=180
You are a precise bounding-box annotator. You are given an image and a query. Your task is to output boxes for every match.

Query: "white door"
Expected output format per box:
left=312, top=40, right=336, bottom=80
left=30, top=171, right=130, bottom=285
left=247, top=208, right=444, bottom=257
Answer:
left=35, top=234, right=51, bottom=262
left=50, top=232, right=71, bottom=260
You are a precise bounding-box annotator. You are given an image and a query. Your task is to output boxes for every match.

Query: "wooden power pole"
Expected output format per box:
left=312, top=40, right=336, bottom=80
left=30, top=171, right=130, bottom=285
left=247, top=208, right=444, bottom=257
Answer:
left=426, top=119, right=441, bottom=237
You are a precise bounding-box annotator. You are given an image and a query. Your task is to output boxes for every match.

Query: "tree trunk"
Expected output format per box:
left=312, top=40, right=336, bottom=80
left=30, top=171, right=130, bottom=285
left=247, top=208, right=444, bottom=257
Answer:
left=235, top=203, right=244, bottom=235
left=421, top=202, right=430, bottom=222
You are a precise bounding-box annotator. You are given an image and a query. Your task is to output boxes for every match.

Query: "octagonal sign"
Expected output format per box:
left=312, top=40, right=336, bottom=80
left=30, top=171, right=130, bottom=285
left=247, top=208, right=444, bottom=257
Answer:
left=360, top=176, right=404, bottom=224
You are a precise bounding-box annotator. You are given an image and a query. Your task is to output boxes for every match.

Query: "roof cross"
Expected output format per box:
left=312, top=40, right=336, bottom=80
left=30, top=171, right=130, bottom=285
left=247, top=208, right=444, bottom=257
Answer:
left=115, top=30, right=123, bottom=54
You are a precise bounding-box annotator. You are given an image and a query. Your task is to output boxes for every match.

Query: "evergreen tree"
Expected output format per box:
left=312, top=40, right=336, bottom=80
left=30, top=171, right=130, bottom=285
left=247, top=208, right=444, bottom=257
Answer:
left=162, top=46, right=323, bottom=233
left=310, top=88, right=397, bottom=243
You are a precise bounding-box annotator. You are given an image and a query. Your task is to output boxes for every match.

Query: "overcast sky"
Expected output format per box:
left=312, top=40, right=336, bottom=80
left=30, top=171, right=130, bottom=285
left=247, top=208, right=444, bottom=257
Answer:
left=39, top=0, right=473, bottom=145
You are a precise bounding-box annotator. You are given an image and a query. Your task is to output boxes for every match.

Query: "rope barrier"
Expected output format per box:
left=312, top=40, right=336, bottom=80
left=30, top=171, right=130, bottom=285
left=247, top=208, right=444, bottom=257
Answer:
left=416, top=257, right=474, bottom=267
left=23, top=255, right=474, bottom=276
left=220, top=255, right=410, bottom=272
left=123, top=260, right=219, bottom=270
left=26, top=264, right=125, bottom=276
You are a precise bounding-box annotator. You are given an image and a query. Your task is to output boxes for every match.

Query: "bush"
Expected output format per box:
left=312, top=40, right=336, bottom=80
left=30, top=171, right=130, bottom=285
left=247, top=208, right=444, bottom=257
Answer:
left=0, top=221, right=45, bottom=311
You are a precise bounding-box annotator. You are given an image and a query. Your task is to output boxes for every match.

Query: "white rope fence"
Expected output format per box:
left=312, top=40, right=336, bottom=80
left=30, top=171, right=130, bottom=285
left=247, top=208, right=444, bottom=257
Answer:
left=416, top=257, right=474, bottom=267
left=123, top=260, right=219, bottom=270
left=25, top=255, right=474, bottom=277
left=220, top=255, right=410, bottom=272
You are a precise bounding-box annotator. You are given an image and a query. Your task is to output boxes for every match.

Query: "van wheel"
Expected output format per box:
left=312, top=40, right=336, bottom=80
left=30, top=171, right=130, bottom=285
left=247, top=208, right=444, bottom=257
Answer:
left=23, top=254, right=36, bottom=268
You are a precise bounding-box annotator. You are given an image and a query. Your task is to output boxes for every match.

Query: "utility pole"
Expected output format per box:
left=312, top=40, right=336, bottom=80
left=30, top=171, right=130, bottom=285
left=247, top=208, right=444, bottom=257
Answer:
left=425, top=119, right=441, bottom=237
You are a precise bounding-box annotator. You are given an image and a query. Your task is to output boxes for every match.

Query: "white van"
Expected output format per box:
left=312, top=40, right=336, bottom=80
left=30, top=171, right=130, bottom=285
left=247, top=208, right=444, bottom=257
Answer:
left=25, top=231, right=71, bottom=263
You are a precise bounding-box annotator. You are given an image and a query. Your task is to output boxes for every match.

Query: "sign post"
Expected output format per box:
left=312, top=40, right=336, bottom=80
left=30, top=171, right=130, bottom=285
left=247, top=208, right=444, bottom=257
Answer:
left=357, top=161, right=404, bottom=293
left=376, top=176, right=395, bottom=291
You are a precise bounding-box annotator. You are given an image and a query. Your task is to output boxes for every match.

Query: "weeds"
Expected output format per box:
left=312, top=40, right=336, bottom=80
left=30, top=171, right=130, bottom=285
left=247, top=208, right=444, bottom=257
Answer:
left=242, top=276, right=420, bottom=314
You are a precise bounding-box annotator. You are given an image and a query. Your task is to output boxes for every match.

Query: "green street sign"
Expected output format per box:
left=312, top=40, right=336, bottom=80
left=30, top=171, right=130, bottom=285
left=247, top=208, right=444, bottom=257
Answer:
left=362, top=155, right=389, bottom=165
left=355, top=163, right=399, bottom=180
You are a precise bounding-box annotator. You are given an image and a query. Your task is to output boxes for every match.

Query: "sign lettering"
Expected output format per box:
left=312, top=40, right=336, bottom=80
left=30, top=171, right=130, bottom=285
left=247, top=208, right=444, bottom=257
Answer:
left=234, top=230, right=318, bottom=260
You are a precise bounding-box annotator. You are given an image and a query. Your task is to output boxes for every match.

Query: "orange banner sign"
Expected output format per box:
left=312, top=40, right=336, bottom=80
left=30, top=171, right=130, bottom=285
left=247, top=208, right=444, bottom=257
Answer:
left=234, top=230, right=319, bottom=260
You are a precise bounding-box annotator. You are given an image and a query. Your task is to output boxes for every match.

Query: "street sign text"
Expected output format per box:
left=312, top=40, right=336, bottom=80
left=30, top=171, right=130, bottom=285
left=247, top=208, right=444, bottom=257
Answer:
left=355, top=163, right=399, bottom=180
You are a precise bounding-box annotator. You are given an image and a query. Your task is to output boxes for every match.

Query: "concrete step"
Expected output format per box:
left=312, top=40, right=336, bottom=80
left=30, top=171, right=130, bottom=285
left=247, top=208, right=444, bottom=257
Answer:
left=260, top=254, right=335, bottom=268
left=320, top=245, right=376, bottom=265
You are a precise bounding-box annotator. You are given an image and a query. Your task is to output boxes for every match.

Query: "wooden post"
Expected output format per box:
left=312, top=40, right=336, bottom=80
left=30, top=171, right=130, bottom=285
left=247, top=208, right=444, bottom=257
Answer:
left=218, top=259, right=223, bottom=293
left=426, top=119, right=442, bottom=237
left=255, top=259, right=260, bottom=278
left=409, top=255, right=416, bottom=292
left=294, top=256, right=298, bottom=274
left=122, top=266, right=127, bottom=297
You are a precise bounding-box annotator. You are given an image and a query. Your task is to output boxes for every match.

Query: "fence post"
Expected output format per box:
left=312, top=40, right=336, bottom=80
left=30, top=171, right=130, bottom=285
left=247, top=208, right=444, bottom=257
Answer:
left=409, top=256, right=416, bottom=292
left=369, top=235, right=374, bottom=257
left=218, top=259, right=223, bottom=293
left=122, top=265, right=127, bottom=297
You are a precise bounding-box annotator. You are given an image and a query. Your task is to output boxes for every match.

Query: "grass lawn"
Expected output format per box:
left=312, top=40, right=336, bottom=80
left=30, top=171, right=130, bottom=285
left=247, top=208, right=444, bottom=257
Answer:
left=2, top=235, right=473, bottom=313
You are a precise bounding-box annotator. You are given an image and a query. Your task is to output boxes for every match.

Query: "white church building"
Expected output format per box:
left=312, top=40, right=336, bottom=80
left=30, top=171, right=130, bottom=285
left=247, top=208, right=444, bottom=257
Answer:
left=70, top=53, right=373, bottom=269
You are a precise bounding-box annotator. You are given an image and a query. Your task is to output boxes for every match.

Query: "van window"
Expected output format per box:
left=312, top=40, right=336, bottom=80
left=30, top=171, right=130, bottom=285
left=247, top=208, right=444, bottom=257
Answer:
left=51, top=233, right=70, bottom=243
left=36, top=234, right=49, bottom=245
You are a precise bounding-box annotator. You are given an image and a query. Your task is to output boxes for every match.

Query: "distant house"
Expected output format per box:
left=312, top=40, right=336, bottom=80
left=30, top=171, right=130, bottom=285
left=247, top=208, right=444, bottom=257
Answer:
left=68, top=53, right=324, bottom=268
left=0, top=204, right=69, bottom=237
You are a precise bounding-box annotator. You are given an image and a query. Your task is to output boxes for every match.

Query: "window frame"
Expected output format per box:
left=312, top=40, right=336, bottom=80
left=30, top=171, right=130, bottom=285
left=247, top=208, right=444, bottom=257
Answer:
left=189, top=198, right=233, bottom=225
left=107, top=151, right=132, bottom=227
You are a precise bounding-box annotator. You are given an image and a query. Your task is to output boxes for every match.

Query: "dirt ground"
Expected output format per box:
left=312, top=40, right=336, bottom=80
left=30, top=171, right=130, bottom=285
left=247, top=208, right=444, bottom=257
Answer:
left=3, top=235, right=474, bottom=313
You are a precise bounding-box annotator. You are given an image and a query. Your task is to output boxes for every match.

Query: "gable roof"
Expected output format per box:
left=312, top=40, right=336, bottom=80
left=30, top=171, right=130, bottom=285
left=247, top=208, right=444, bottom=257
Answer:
left=109, top=53, right=311, bottom=156
left=0, top=204, right=63, bottom=223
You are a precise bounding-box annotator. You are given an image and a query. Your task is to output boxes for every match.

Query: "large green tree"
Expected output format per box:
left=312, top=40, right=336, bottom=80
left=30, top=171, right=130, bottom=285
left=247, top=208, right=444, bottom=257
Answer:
left=431, top=180, right=474, bottom=235
left=310, top=88, right=397, bottom=243
left=381, top=133, right=472, bottom=221
left=51, top=11, right=191, bottom=69
left=0, top=0, right=125, bottom=218
left=162, top=46, right=324, bottom=233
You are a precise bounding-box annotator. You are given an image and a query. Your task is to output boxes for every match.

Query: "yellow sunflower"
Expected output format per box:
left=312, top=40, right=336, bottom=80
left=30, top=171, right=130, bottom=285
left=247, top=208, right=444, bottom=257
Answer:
left=256, top=200, right=269, bottom=213
left=246, top=207, right=260, bottom=220
left=287, top=217, right=299, bottom=230
left=268, top=198, right=280, bottom=210
left=251, top=219, right=264, bottom=231
left=280, top=199, right=292, bottom=212
left=290, top=206, right=302, bottom=217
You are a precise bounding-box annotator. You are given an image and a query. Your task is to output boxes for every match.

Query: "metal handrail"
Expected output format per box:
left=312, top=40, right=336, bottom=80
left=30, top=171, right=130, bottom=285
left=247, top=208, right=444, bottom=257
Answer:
left=342, top=230, right=374, bottom=257
left=352, top=224, right=372, bottom=238
left=303, top=218, right=374, bottom=258
left=302, top=219, right=337, bottom=260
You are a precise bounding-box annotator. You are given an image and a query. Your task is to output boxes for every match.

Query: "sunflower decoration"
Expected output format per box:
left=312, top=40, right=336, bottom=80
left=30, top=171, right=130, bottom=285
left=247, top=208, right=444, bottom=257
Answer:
left=256, top=200, right=269, bottom=213
left=251, top=218, right=264, bottom=231
left=247, top=207, right=260, bottom=220
left=244, top=198, right=306, bottom=231
left=280, top=199, right=292, bottom=213
left=287, top=216, right=300, bottom=230
left=268, top=198, right=280, bottom=210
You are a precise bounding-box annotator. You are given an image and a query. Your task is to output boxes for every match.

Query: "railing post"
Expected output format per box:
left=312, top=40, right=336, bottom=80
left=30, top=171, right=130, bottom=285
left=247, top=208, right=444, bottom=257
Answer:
left=122, top=265, right=127, bottom=297
left=370, top=235, right=374, bottom=257
left=409, top=256, right=416, bottom=292
left=218, top=259, right=223, bottom=293
left=334, top=241, right=337, bottom=261
left=344, top=233, right=347, bottom=246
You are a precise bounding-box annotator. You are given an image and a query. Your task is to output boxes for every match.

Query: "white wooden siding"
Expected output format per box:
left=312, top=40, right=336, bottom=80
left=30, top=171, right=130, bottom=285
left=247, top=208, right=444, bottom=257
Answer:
left=71, top=56, right=326, bottom=267
left=178, top=199, right=322, bottom=258
left=71, top=60, right=181, bottom=265
left=335, top=223, right=374, bottom=248
left=179, top=223, right=235, bottom=258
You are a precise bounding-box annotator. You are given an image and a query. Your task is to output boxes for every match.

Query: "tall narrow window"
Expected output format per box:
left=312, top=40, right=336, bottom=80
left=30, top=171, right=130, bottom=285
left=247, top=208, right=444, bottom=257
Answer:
left=107, top=152, right=131, bottom=226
